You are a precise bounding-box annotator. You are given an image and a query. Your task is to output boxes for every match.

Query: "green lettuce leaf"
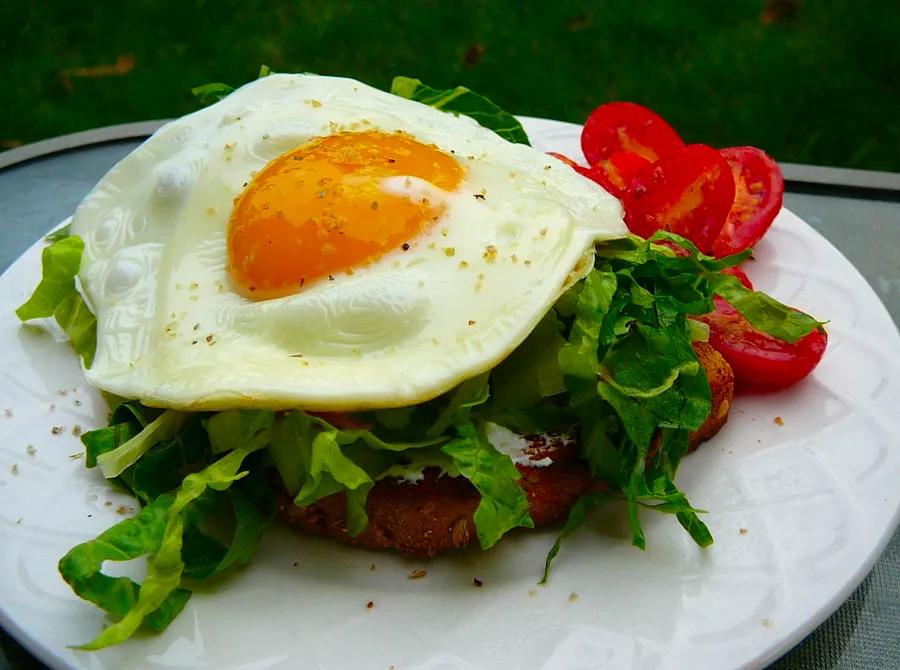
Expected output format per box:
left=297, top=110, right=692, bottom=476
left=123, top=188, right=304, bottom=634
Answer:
left=370, top=406, right=416, bottom=431
left=126, top=416, right=212, bottom=504
left=191, top=65, right=272, bottom=106
left=71, top=439, right=268, bottom=650
left=390, top=76, right=529, bottom=145
left=540, top=492, right=615, bottom=583
left=58, top=494, right=190, bottom=639
left=442, top=420, right=533, bottom=549
left=490, top=312, right=567, bottom=411
left=191, top=82, right=235, bottom=104
left=16, top=236, right=83, bottom=320
left=427, top=371, right=490, bottom=437
left=53, top=292, right=97, bottom=367
left=110, top=399, right=159, bottom=427
left=268, top=411, right=444, bottom=535
left=16, top=235, right=97, bottom=366
left=605, top=232, right=823, bottom=343
left=709, top=273, right=825, bottom=343
left=558, top=261, right=714, bottom=552
left=203, top=410, right=275, bottom=454
left=293, top=429, right=374, bottom=536
left=84, top=408, right=274, bottom=585
left=598, top=322, right=700, bottom=399
left=598, top=367, right=710, bottom=459
left=366, top=373, right=492, bottom=442
left=211, top=483, right=273, bottom=574
left=96, top=410, right=189, bottom=479
left=268, top=411, right=315, bottom=497
left=689, top=319, right=710, bottom=342
left=83, top=422, right=139, bottom=469
left=558, top=269, right=617, bottom=406
left=82, top=400, right=162, bottom=475
left=180, top=465, right=275, bottom=580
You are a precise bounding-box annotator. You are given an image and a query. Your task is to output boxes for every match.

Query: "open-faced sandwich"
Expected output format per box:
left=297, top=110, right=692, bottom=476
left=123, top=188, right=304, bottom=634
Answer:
left=17, top=71, right=826, bottom=649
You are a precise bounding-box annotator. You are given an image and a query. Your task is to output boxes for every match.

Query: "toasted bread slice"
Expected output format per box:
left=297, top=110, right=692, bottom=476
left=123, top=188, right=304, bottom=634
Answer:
left=277, top=343, right=734, bottom=556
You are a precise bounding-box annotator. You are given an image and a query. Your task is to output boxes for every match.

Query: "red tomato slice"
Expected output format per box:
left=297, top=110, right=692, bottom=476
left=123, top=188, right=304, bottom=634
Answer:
left=590, top=151, right=651, bottom=198
left=698, top=268, right=826, bottom=390
left=546, top=151, right=638, bottom=198
left=712, top=147, right=784, bottom=257
left=581, top=102, right=684, bottom=166
left=623, top=144, right=735, bottom=255
left=699, top=299, right=827, bottom=390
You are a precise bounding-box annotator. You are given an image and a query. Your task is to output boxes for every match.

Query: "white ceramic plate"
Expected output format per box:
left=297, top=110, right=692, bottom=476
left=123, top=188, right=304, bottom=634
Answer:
left=1, top=118, right=900, bottom=670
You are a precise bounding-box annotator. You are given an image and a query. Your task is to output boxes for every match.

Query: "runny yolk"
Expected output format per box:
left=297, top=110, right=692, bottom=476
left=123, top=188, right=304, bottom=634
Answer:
left=227, top=130, right=464, bottom=300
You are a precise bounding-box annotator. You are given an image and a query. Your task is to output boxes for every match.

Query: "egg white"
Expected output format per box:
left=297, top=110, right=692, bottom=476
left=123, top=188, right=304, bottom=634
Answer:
left=71, top=73, right=626, bottom=410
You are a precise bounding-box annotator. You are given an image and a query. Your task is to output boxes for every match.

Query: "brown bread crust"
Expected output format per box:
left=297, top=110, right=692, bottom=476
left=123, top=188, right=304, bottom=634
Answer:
left=690, top=342, right=734, bottom=451
left=276, top=343, right=734, bottom=556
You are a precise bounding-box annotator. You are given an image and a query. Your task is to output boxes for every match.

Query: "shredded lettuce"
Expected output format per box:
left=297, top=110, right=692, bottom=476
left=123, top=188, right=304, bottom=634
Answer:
left=16, top=235, right=97, bottom=366
left=542, top=231, right=821, bottom=574
left=268, top=411, right=448, bottom=535
left=709, top=272, right=826, bottom=342
left=442, top=420, right=534, bottom=549
left=390, top=76, right=530, bottom=145
left=426, top=371, right=490, bottom=437
left=204, top=410, right=275, bottom=455
left=57, top=494, right=189, bottom=639
left=190, top=64, right=272, bottom=104
left=96, top=410, right=188, bottom=478
left=190, top=82, right=235, bottom=104
left=63, top=440, right=271, bottom=650
left=545, top=241, right=720, bottom=573
left=64, top=407, right=275, bottom=648
left=294, top=429, right=375, bottom=536
left=540, top=492, right=614, bottom=583
left=599, top=322, right=701, bottom=400
left=420, top=375, right=537, bottom=548
left=490, top=312, right=568, bottom=411
left=16, top=236, right=83, bottom=320
left=53, top=293, right=98, bottom=367
left=82, top=422, right=139, bottom=469
left=638, top=231, right=823, bottom=340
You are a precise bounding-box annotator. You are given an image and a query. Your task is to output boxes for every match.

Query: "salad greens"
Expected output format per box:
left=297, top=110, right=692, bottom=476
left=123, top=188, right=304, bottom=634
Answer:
left=16, top=234, right=97, bottom=367
left=443, top=420, right=534, bottom=548
left=390, top=76, right=530, bottom=146
left=14, top=76, right=823, bottom=649
left=97, top=410, right=188, bottom=478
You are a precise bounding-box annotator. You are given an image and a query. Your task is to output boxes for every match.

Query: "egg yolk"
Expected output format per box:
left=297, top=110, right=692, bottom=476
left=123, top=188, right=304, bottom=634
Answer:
left=228, top=130, right=464, bottom=300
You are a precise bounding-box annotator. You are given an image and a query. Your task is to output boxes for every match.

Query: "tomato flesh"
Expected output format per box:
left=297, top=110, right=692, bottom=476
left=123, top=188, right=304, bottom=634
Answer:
left=623, top=144, right=735, bottom=255
left=712, top=147, right=784, bottom=257
left=546, top=151, right=640, bottom=198
left=581, top=101, right=684, bottom=166
left=590, top=151, right=651, bottom=198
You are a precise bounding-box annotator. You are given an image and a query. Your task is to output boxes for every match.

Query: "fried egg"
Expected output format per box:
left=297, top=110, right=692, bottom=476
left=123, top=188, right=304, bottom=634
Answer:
left=71, top=74, right=626, bottom=410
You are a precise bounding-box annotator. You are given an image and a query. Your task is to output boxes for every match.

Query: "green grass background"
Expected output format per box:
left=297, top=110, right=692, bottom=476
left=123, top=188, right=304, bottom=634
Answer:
left=3, top=0, right=898, bottom=171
